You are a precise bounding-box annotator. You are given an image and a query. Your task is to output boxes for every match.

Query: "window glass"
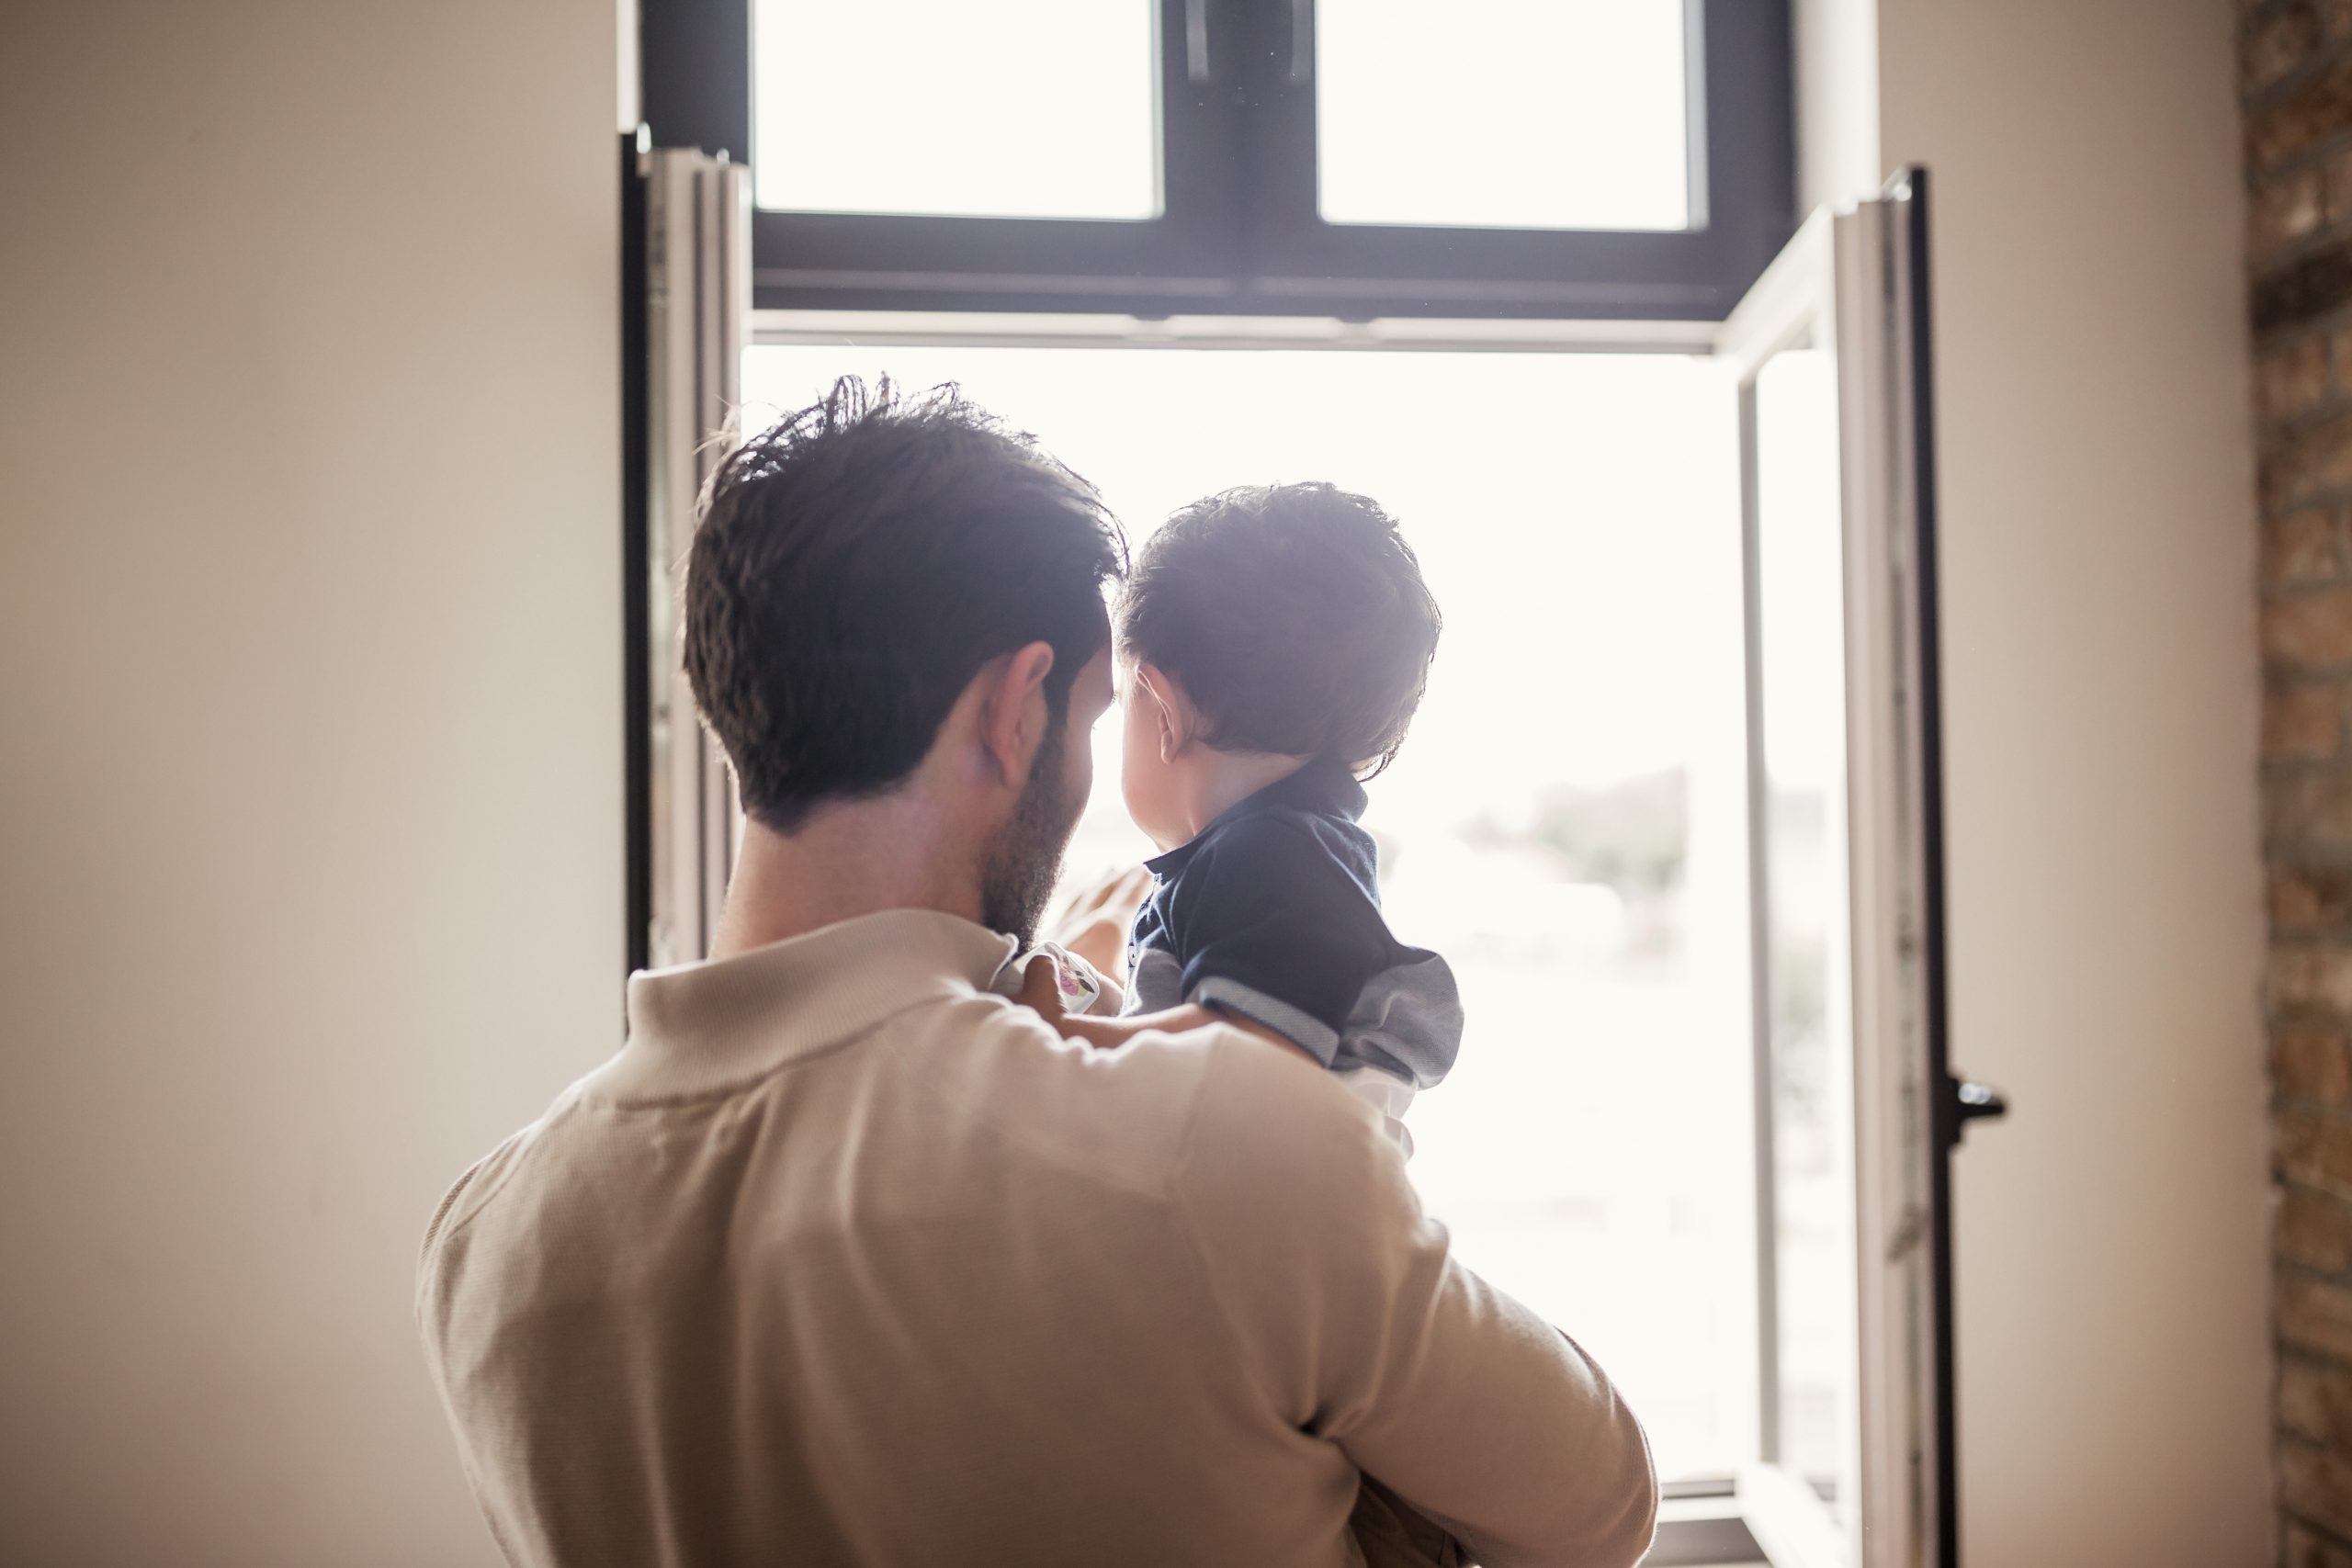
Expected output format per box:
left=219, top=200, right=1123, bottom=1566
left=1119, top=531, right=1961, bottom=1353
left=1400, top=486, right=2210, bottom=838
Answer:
left=1751, top=344, right=1859, bottom=1517
left=741, top=342, right=1753, bottom=1480
left=1317, top=0, right=1690, bottom=231
left=752, top=0, right=1159, bottom=220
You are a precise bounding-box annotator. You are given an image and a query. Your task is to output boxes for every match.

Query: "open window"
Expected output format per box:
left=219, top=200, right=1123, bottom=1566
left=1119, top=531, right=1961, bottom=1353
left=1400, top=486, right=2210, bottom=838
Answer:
left=625, top=144, right=749, bottom=971
left=1716, top=172, right=2003, bottom=1567
left=627, top=12, right=1999, bottom=1551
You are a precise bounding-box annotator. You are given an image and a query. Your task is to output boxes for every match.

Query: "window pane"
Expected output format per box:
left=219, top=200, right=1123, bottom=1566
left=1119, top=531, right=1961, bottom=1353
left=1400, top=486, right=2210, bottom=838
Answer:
left=752, top=0, right=1159, bottom=220
left=742, top=342, right=1753, bottom=1481
left=1751, top=344, right=1860, bottom=1522
left=1317, top=0, right=1690, bottom=231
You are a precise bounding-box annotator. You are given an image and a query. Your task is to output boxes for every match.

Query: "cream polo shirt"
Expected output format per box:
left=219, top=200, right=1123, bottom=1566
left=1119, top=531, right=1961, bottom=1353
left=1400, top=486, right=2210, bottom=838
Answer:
left=417, top=909, right=1657, bottom=1568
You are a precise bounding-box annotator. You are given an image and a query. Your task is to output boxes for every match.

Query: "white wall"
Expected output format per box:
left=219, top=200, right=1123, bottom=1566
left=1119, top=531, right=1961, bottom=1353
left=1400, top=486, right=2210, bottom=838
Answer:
left=0, top=4, right=620, bottom=1562
left=1792, top=0, right=1879, bottom=215
left=1868, top=0, right=2275, bottom=1561
left=0, top=1, right=2274, bottom=1562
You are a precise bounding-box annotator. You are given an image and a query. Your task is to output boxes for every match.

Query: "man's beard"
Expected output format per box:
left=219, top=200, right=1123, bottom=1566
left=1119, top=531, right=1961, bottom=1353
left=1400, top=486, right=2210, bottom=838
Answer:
left=978, top=705, right=1084, bottom=947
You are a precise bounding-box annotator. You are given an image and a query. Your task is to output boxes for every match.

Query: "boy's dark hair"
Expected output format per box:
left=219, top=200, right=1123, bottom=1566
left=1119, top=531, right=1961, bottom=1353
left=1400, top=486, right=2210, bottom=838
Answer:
left=684, top=377, right=1125, bottom=831
left=1117, top=482, right=1441, bottom=777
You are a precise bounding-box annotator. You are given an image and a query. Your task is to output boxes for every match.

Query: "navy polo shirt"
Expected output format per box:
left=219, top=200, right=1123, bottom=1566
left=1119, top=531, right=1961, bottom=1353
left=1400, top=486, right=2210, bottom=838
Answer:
left=1123, top=759, right=1461, bottom=1089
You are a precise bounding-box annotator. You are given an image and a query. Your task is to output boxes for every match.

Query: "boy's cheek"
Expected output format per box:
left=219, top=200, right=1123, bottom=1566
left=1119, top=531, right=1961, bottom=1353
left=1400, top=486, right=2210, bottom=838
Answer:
left=1118, top=741, right=1159, bottom=822
left=1118, top=716, right=1175, bottom=835
left=1116, top=693, right=1155, bottom=778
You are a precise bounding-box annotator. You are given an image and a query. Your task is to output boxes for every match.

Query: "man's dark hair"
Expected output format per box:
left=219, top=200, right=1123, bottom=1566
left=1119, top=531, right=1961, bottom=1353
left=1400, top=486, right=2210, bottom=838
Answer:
left=685, top=377, right=1125, bottom=831
left=1117, top=482, right=1441, bottom=777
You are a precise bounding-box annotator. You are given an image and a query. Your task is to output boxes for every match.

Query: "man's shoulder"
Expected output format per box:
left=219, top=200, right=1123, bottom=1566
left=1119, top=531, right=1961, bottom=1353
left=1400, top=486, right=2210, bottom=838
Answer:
left=415, top=1082, right=589, bottom=1308
left=909, top=990, right=1242, bottom=1197
left=1164, top=1034, right=1422, bottom=1337
left=1176, top=1027, right=1395, bottom=1184
left=906, top=992, right=1381, bottom=1204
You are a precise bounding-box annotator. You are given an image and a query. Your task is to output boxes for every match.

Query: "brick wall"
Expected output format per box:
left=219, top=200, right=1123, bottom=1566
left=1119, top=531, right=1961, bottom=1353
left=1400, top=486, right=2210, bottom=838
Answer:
left=2246, top=4, right=2352, bottom=1562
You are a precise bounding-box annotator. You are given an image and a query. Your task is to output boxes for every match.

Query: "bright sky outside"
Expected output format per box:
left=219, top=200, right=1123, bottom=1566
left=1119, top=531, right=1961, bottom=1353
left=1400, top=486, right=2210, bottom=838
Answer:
left=1318, top=0, right=1689, bottom=231
left=754, top=0, right=1159, bottom=219
left=741, top=345, right=1739, bottom=855
left=754, top=0, right=1690, bottom=231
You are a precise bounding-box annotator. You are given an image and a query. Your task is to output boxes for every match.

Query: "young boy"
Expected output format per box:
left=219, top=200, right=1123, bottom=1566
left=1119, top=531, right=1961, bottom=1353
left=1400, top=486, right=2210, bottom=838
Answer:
left=1012, top=481, right=1470, bottom=1565
left=1032, top=481, right=1458, bottom=1150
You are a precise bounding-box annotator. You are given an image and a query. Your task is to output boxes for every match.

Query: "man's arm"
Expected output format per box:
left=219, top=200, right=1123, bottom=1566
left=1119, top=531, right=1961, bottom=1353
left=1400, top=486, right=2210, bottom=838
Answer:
left=1014, top=958, right=1317, bottom=1064
left=1173, top=1034, right=1658, bottom=1568
left=1060, top=1002, right=1317, bottom=1060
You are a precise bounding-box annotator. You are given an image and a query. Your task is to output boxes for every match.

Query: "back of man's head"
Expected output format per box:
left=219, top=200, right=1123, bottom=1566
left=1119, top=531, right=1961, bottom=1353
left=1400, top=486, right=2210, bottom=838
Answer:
left=684, top=377, right=1125, bottom=832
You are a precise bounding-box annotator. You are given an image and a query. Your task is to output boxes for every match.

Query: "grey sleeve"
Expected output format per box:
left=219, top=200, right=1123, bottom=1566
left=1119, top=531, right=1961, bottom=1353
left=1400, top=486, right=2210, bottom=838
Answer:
left=1333, top=948, right=1463, bottom=1089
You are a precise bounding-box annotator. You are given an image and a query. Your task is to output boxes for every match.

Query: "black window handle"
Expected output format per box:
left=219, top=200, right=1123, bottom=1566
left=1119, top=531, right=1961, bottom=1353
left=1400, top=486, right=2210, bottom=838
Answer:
left=1951, top=1077, right=2007, bottom=1144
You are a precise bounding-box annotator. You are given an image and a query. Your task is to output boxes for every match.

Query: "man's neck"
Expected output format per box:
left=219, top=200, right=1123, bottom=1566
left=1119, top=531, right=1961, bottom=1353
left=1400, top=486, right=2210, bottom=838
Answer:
left=708, top=795, right=982, bottom=961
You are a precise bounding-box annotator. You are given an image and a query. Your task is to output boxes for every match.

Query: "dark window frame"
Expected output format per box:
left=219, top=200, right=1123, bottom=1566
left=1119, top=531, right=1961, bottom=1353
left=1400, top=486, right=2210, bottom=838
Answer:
left=645, top=0, right=1794, bottom=322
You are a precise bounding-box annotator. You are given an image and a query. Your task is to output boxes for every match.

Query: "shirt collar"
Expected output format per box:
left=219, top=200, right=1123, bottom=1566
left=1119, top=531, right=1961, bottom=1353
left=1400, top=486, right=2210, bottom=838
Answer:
left=583, top=908, right=1021, bottom=1101
left=1145, top=758, right=1368, bottom=877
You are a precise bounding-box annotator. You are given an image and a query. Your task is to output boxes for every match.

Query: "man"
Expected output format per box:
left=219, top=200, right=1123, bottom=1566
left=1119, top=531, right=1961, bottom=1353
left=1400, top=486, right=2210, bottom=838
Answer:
left=417, top=379, right=1657, bottom=1567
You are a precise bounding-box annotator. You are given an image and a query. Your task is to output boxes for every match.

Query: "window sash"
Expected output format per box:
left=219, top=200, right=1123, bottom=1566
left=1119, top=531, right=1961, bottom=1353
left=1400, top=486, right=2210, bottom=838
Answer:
left=642, top=0, right=1795, bottom=322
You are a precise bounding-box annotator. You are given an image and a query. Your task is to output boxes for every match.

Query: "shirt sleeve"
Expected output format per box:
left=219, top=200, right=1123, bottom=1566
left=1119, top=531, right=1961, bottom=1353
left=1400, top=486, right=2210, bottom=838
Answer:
left=1162, top=814, right=1396, bottom=1066
left=1175, top=1034, right=1659, bottom=1568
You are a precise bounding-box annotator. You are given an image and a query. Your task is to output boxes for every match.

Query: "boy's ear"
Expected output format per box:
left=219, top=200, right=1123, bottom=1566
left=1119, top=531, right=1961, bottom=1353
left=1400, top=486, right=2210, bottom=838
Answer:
left=1158, top=699, right=1182, bottom=764
left=1136, top=663, right=1190, bottom=763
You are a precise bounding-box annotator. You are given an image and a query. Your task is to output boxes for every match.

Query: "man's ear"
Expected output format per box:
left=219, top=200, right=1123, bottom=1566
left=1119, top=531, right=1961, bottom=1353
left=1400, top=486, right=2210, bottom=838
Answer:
left=978, top=640, right=1057, bottom=787
left=1136, top=663, right=1190, bottom=764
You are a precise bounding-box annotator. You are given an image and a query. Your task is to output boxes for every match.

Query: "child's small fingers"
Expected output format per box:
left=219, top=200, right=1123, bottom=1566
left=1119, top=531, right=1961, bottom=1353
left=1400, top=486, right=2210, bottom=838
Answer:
left=1014, top=953, right=1065, bottom=1018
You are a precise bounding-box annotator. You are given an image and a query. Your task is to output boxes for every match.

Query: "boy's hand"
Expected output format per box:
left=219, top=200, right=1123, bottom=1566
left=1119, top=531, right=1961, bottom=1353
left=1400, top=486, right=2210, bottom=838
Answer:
left=1013, top=953, right=1070, bottom=1029
left=1046, top=865, right=1152, bottom=978
left=1012, top=953, right=1136, bottom=1053
left=1015, top=960, right=1126, bottom=1051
